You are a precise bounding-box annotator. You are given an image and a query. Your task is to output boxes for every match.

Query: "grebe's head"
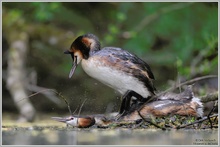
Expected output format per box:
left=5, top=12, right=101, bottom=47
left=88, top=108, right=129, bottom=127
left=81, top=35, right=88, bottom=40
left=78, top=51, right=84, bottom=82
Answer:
left=64, top=33, right=101, bottom=78
left=52, top=116, right=95, bottom=128
left=52, top=116, right=78, bottom=127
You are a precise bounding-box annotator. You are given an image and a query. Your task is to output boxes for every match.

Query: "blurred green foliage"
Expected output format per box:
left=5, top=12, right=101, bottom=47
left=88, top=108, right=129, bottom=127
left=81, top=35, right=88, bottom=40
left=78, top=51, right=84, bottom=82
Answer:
left=2, top=2, right=218, bottom=113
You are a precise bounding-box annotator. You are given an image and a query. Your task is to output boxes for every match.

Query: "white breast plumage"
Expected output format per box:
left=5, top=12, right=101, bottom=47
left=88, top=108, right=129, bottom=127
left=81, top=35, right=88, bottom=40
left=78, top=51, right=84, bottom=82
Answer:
left=81, top=58, right=150, bottom=98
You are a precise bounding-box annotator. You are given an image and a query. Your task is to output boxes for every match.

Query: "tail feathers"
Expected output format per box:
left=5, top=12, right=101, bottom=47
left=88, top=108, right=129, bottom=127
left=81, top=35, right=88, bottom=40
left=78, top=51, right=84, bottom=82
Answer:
left=191, top=97, right=203, bottom=117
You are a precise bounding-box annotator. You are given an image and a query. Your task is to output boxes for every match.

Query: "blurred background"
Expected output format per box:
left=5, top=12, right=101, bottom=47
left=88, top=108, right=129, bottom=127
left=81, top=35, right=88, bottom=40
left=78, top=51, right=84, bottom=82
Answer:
left=2, top=2, right=218, bottom=122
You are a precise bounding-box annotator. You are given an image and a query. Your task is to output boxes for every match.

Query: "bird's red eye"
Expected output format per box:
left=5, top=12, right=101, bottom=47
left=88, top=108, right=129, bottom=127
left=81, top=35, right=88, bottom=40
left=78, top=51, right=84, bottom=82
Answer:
left=68, top=116, right=74, bottom=120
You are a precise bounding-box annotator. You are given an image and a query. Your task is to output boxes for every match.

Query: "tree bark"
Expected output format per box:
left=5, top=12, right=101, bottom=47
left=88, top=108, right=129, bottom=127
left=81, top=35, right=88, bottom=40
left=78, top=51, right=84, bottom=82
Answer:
left=6, top=32, right=36, bottom=122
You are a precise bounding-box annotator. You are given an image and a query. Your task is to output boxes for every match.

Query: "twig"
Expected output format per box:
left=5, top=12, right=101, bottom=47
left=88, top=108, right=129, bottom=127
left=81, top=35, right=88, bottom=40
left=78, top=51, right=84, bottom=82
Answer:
left=54, top=91, right=72, bottom=116
left=207, top=115, right=213, bottom=129
left=26, top=84, right=61, bottom=104
left=16, top=88, right=73, bottom=116
left=207, top=101, right=218, bottom=129
left=16, top=88, right=55, bottom=103
left=78, top=98, right=87, bottom=117
left=72, top=104, right=80, bottom=115
left=176, top=114, right=218, bottom=129
left=132, top=120, right=144, bottom=129
left=137, top=111, right=166, bottom=130
left=161, top=75, right=218, bottom=95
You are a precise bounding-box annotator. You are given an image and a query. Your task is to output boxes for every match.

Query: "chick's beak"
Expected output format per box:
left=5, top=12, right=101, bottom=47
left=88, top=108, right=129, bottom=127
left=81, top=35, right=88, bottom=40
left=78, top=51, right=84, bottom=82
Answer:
left=64, top=50, right=78, bottom=78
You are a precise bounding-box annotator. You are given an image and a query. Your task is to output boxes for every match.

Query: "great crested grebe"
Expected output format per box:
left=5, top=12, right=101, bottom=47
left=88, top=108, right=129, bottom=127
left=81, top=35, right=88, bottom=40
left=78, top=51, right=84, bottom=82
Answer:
left=64, top=33, right=156, bottom=116
left=52, top=114, right=111, bottom=128
left=52, top=86, right=203, bottom=128
left=52, top=115, right=95, bottom=128
left=120, top=86, right=204, bottom=121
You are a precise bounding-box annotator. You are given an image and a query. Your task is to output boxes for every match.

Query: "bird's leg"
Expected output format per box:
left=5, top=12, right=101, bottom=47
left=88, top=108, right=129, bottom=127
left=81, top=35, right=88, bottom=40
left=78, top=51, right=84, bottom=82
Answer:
left=119, top=91, right=131, bottom=115
left=117, top=90, right=145, bottom=120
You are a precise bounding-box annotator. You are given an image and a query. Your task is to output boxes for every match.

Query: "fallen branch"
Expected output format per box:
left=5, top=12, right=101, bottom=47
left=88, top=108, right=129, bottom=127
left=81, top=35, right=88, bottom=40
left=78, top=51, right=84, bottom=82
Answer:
left=200, top=92, right=218, bottom=103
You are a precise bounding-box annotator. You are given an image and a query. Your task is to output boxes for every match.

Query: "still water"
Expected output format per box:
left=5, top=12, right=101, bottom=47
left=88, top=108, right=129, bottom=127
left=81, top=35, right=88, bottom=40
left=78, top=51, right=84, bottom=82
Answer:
left=2, top=126, right=218, bottom=145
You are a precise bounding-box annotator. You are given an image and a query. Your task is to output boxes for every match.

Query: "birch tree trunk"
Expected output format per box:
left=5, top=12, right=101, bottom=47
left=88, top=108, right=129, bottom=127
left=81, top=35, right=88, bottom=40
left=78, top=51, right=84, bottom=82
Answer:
left=6, top=32, right=36, bottom=122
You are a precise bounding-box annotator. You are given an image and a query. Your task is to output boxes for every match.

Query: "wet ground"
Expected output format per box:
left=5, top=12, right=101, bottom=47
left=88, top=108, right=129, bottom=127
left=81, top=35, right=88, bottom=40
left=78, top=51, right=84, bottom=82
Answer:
left=2, top=127, right=218, bottom=145
left=2, top=129, right=219, bottom=145
left=1, top=112, right=218, bottom=145
left=2, top=119, right=218, bottom=145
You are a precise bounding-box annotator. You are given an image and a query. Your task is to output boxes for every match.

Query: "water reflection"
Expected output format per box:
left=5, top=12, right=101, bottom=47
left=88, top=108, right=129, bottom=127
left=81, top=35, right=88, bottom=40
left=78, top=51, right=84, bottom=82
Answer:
left=2, top=128, right=218, bottom=145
